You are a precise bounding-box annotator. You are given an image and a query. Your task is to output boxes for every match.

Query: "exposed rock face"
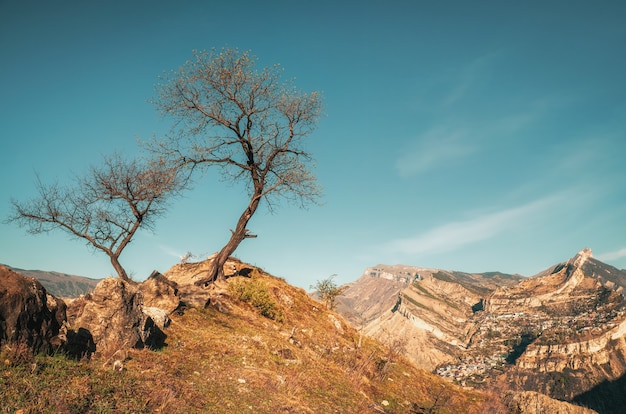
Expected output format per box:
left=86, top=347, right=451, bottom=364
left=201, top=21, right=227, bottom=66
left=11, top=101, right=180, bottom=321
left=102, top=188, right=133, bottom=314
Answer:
left=163, top=256, right=250, bottom=309
left=506, top=391, right=597, bottom=414
left=483, top=250, right=626, bottom=406
left=338, top=249, right=626, bottom=413
left=139, top=271, right=180, bottom=314
left=66, top=278, right=166, bottom=354
left=338, top=265, right=522, bottom=370
left=0, top=265, right=66, bottom=353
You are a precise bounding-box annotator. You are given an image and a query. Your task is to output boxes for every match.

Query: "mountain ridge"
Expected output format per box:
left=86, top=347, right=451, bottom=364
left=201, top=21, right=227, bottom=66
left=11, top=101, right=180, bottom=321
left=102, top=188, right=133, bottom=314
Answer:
left=2, top=264, right=102, bottom=298
left=336, top=248, right=626, bottom=413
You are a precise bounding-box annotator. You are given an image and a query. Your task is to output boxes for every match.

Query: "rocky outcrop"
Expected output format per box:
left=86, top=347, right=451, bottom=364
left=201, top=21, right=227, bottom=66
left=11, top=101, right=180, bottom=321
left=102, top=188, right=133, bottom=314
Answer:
left=139, top=270, right=180, bottom=314
left=66, top=278, right=166, bottom=355
left=505, top=391, right=597, bottom=414
left=163, top=256, right=251, bottom=309
left=0, top=265, right=66, bottom=353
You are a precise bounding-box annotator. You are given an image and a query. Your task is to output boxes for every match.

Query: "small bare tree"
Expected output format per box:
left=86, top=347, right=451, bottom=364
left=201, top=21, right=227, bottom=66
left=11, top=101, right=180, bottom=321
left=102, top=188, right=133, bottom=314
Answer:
left=149, top=48, right=322, bottom=285
left=7, top=153, right=182, bottom=282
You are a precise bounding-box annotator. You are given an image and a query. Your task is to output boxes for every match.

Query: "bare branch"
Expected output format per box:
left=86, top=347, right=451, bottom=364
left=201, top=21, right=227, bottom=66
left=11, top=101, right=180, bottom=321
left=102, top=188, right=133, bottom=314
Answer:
left=149, top=48, right=322, bottom=284
left=6, top=153, right=184, bottom=281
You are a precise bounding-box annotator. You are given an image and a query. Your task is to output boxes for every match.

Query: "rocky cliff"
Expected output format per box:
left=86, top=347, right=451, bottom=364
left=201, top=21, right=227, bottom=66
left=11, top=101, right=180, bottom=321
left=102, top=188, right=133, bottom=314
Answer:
left=337, top=249, right=626, bottom=413
left=338, top=264, right=522, bottom=370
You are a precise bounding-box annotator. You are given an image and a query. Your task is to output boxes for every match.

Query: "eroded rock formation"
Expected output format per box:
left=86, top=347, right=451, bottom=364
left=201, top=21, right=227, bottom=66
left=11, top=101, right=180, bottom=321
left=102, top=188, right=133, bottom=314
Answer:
left=0, top=265, right=66, bottom=353
left=66, top=278, right=166, bottom=354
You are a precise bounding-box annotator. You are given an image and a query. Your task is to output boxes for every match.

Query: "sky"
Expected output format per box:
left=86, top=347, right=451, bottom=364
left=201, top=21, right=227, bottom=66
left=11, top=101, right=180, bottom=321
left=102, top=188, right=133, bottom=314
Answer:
left=1, top=1, right=625, bottom=288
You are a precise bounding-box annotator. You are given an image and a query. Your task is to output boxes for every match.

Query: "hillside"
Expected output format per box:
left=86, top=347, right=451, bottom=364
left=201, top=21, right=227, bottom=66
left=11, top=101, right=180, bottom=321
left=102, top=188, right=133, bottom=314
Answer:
left=337, top=249, right=626, bottom=413
left=0, top=259, right=502, bottom=414
left=4, top=265, right=100, bottom=297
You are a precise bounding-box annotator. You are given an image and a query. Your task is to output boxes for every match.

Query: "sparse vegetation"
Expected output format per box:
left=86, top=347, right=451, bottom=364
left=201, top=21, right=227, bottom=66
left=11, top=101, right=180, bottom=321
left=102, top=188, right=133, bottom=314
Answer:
left=228, top=277, right=284, bottom=321
left=1, top=267, right=495, bottom=414
left=311, top=274, right=347, bottom=310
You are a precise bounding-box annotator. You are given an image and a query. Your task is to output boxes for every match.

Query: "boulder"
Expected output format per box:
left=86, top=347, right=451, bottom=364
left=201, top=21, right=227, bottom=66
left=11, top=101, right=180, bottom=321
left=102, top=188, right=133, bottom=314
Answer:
left=66, top=278, right=166, bottom=354
left=163, top=256, right=247, bottom=309
left=0, top=265, right=65, bottom=353
left=139, top=271, right=180, bottom=314
left=142, top=306, right=171, bottom=329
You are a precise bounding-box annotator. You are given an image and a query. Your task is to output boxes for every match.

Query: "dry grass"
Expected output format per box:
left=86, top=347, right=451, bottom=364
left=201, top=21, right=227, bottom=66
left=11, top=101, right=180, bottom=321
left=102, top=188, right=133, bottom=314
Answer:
left=1, top=265, right=500, bottom=413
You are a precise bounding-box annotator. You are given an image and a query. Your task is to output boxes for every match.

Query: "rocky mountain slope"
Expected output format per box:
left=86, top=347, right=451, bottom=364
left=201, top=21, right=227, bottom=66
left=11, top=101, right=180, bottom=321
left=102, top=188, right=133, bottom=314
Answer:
left=3, top=265, right=101, bottom=297
left=337, top=249, right=626, bottom=413
left=337, top=265, right=523, bottom=370
left=2, top=259, right=507, bottom=413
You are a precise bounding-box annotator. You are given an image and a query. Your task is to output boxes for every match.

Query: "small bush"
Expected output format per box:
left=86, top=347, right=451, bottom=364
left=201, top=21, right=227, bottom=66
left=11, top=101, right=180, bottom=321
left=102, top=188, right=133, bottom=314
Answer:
left=228, top=278, right=284, bottom=322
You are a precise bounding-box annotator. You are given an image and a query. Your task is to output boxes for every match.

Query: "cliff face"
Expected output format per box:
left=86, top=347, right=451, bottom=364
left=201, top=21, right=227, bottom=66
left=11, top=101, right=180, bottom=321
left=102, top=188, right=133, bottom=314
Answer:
left=483, top=249, right=626, bottom=403
left=337, top=249, right=626, bottom=413
left=338, top=265, right=522, bottom=370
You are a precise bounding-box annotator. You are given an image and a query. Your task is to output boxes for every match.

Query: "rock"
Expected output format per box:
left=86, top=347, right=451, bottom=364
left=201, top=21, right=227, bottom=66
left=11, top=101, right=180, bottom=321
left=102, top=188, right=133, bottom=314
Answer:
left=66, top=278, right=166, bottom=354
left=505, top=391, right=597, bottom=414
left=142, top=306, right=171, bottom=329
left=65, top=327, right=95, bottom=359
left=139, top=271, right=180, bottom=314
left=328, top=314, right=344, bottom=334
left=0, top=265, right=65, bottom=354
left=162, top=257, right=244, bottom=309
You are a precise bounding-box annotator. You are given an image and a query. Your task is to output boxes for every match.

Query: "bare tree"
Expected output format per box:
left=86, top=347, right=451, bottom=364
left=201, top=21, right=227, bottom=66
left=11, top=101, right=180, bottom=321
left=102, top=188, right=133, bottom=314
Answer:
left=7, top=154, right=182, bottom=282
left=149, top=48, right=322, bottom=285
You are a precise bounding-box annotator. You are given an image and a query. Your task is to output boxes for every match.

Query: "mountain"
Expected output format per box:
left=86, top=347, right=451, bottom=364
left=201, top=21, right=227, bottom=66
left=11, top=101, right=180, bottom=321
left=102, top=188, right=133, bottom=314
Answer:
left=337, top=264, right=523, bottom=370
left=3, top=265, right=101, bottom=298
left=337, top=249, right=626, bottom=413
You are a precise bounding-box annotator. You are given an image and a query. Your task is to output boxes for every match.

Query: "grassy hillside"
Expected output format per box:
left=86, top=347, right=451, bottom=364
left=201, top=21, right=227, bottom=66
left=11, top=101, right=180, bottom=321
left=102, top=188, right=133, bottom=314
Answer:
left=0, top=265, right=502, bottom=413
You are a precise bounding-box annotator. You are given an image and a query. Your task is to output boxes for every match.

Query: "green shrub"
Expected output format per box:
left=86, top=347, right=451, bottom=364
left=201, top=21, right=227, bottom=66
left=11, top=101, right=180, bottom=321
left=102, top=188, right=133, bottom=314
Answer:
left=228, top=278, right=283, bottom=321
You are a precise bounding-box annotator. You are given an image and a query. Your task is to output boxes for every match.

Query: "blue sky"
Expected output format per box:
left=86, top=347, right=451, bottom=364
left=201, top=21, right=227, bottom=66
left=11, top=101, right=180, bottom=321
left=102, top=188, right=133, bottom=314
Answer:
left=1, top=1, right=625, bottom=288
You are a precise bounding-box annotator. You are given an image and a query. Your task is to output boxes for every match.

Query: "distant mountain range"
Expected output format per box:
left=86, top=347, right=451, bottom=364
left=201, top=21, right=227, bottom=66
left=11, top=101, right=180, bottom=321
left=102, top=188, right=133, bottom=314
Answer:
left=336, top=248, right=626, bottom=414
left=3, top=265, right=101, bottom=298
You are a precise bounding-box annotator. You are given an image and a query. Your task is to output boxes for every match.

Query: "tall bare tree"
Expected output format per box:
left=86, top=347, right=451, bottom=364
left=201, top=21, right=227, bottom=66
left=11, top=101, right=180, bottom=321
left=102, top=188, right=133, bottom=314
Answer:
left=149, top=48, right=322, bottom=285
left=7, top=154, right=182, bottom=282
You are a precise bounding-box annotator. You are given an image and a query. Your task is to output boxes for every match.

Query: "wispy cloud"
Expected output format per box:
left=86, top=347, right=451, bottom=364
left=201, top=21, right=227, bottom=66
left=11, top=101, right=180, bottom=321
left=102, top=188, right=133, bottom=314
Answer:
left=441, top=52, right=500, bottom=107
left=159, top=245, right=185, bottom=260
left=383, top=194, right=563, bottom=256
left=597, top=248, right=626, bottom=262
left=395, top=127, right=475, bottom=177
left=396, top=99, right=548, bottom=177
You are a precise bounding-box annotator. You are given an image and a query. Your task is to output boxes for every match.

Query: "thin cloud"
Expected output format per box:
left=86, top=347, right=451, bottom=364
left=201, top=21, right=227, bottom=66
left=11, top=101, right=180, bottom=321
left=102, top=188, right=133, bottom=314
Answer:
left=395, top=127, right=475, bottom=177
left=383, top=195, right=563, bottom=256
left=159, top=245, right=185, bottom=260
left=597, top=248, right=626, bottom=261
left=441, top=52, right=499, bottom=107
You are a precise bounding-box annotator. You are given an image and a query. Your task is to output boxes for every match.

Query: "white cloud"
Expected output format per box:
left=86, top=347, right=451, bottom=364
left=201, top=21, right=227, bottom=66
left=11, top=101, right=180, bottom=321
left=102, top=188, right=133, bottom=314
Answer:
left=159, top=245, right=185, bottom=260
left=383, top=195, right=563, bottom=256
left=395, top=127, right=475, bottom=176
left=597, top=248, right=626, bottom=261
left=395, top=99, right=547, bottom=177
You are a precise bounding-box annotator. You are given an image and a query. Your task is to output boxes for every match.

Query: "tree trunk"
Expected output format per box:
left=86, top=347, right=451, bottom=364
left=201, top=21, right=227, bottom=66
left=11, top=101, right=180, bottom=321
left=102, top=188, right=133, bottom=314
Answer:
left=195, top=194, right=261, bottom=287
left=110, top=255, right=131, bottom=283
